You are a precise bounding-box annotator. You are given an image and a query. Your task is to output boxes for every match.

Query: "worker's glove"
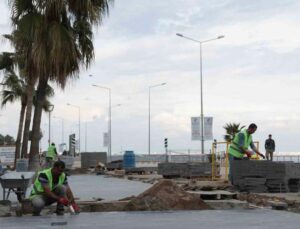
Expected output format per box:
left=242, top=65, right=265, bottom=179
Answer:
left=71, top=203, right=80, bottom=213
left=58, top=197, right=69, bottom=206
left=245, top=152, right=252, bottom=158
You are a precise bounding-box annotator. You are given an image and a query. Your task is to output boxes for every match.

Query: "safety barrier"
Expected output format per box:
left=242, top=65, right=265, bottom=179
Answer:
left=211, top=141, right=259, bottom=181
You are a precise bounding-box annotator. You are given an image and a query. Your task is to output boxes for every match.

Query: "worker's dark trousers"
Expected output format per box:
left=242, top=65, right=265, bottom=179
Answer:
left=265, top=150, right=274, bottom=161
left=45, top=157, right=54, bottom=169
left=228, top=155, right=242, bottom=185
left=31, top=185, right=66, bottom=215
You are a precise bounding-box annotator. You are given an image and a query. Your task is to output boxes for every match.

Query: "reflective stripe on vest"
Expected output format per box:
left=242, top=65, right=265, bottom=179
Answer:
left=228, top=130, right=252, bottom=158
left=46, top=145, right=56, bottom=159
left=30, top=168, right=66, bottom=197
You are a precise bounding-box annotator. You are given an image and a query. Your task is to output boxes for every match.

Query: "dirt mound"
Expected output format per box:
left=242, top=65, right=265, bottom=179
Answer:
left=124, top=180, right=211, bottom=211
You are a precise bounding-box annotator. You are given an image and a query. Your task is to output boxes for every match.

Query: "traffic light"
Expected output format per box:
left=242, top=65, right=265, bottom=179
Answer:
left=164, top=138, right=168, bottom=148
left=69, top=134, right=76, bottom=156
left=70, top=134, right=76, bottom=147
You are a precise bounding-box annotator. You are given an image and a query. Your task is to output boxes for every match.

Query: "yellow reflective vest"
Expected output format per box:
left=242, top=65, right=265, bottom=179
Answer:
left=229, top=130, right=252, bottom=158
left=46, top=145, right=56, bottom=159
left=30, top=168, right=66, bottom=198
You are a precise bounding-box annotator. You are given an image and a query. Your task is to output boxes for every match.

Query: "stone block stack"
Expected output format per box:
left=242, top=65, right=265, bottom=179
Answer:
left=158, top=162, right=214, bottom=178
left=231, top=160, right=300, bottom=193
left=81, top=152, right=107, bottom=169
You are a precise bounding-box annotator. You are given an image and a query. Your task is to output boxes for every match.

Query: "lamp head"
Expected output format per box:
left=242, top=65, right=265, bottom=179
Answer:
left=48, top=104, right=54, bottom=112
left=218, top=35, right=225, bottom=39
left=176, top=33, right=183, bottom=37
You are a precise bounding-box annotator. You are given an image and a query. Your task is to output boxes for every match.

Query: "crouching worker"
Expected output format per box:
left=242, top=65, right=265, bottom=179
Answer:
left=30, top=161, right=80, bottom=216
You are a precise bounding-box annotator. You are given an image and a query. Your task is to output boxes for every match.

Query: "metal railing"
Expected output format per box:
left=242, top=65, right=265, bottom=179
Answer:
left=273, top=155, right=300, bottom=163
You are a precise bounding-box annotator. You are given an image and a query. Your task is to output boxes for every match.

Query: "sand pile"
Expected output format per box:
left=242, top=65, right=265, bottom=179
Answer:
left=124, top=180, right=211, bottom=211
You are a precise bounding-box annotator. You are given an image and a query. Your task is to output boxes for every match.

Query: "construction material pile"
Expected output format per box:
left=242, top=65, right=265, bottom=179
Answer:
left=158, top=162, right=216, bottom=178
left=232, top=160, right=300, bottom=193
left=124, top=180, right=210, bottom=211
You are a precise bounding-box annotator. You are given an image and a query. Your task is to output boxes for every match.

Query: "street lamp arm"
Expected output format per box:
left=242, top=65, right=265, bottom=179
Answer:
left=92, top=84, right=110, bottom=91
left=67, top=103, right=80, bottom=109
left=149, top=82, right=167, bottom=89
left=176, top=33, right=200, bottom=43
left=112, top=104, right=121, bottom=108
left=176, top=33, right=225, bottom=44
left=201, top=35, right=225, bottom=44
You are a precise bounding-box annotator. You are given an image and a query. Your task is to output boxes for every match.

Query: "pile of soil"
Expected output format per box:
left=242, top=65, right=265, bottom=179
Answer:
left=124, top=180, right=211, bottom=211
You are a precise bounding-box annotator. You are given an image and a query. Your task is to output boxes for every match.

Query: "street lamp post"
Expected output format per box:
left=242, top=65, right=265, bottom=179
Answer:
left=92, top=84, right=112, bottom=161
left=148, top=83, right=166, bottom=155
left=176, top=33, right=224, bottom=154
left=48, top=104, right=54, bottom=146
left=67, top=103, right=81, bottom=155
left=85, top=122, right=87, bottom=153
left=53, top=116, right=64, bottom=144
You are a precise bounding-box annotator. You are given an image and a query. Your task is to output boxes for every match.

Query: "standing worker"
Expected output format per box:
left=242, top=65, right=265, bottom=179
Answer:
left=30, top=160, right=80, bottom=216
left=228, top=123, right=265, bottom=184
left=265, top=134, right=275, bottom=161
left=46, top=142, right=57, bottom=168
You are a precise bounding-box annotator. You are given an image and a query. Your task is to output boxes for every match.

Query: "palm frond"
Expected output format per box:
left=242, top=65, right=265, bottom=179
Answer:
left=223, top=123, right=245, bottom=142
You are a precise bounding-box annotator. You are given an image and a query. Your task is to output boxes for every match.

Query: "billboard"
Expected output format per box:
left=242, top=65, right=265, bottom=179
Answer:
left=103, top=132, right=109, bottom=147
left=69, top=134, right=76, bottom=156
left=0, top=146, right=15, bottom=166
left=191, top=116, right=213, bottom=141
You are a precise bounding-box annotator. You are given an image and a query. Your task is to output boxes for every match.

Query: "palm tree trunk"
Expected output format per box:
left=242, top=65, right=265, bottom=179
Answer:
left=29, top=78, right=48, bottom=171
left=21, top=82, right=34, bottom=160
left=14, top=101, right=26, bottom=168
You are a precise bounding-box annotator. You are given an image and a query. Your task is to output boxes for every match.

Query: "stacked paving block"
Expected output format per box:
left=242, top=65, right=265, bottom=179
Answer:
left=237, top=177, right=267, bottom=193
left=266, top=179, right=287, bottom=193
left=158, top=163, right=188, bottom=178
left=183, top=162, right=213, bottom=178
left=158, top=162, right=215, bottom=178
left=81, top=152, right=107, bottom=169
left=231, top=160, right=300, bottom=193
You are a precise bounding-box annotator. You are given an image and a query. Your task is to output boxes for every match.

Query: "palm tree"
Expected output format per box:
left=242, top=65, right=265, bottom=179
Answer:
left=0, top=48, right=55, bottom=167
left=0, top=69, right=26, bottom=164
left=8, top=0, right=113, bottom=170
left=0, top=51, right=26, bottom=167
left=223, top=123, right=245, bottom=142
left=7, top=3, right=41, bottom=162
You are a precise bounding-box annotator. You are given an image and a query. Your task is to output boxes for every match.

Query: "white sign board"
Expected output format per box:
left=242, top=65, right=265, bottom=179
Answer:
left=191, top=117, right=201, bottom=141
left=204, top=117, right=213, bottom=140
left=0, top=146, right=15, bottom=166
left=191, top=117, right=213, bottom=141
left=103, top=132, right=109, bottom=147
left=59, top=143, right=66, bottom=153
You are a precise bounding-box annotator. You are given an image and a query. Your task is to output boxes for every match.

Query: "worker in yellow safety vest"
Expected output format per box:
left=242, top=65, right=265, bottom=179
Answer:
left=228, top=123, right=265, bottom=184
left=46, top=142, right=57, bottom=168
left=30, top=160, right=80, bottom=216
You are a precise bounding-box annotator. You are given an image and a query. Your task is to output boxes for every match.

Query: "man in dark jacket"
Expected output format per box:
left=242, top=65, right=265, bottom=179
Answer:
left=265, top=134, right=275, bottom=161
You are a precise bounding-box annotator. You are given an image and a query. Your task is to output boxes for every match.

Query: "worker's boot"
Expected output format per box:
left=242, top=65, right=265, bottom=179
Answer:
left=55, top=205, right=64, bottom=216
left=32, top=211, right=41, bottom=216
left=53, top=185, right=66, bottom=216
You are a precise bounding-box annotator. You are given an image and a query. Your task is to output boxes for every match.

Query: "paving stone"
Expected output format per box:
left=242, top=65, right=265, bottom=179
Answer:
left=232, top=161, right=300, bottom=193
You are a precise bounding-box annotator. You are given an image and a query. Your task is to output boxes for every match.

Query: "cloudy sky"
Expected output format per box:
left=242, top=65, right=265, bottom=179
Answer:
left=1, top=0, right=300, bottom=154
